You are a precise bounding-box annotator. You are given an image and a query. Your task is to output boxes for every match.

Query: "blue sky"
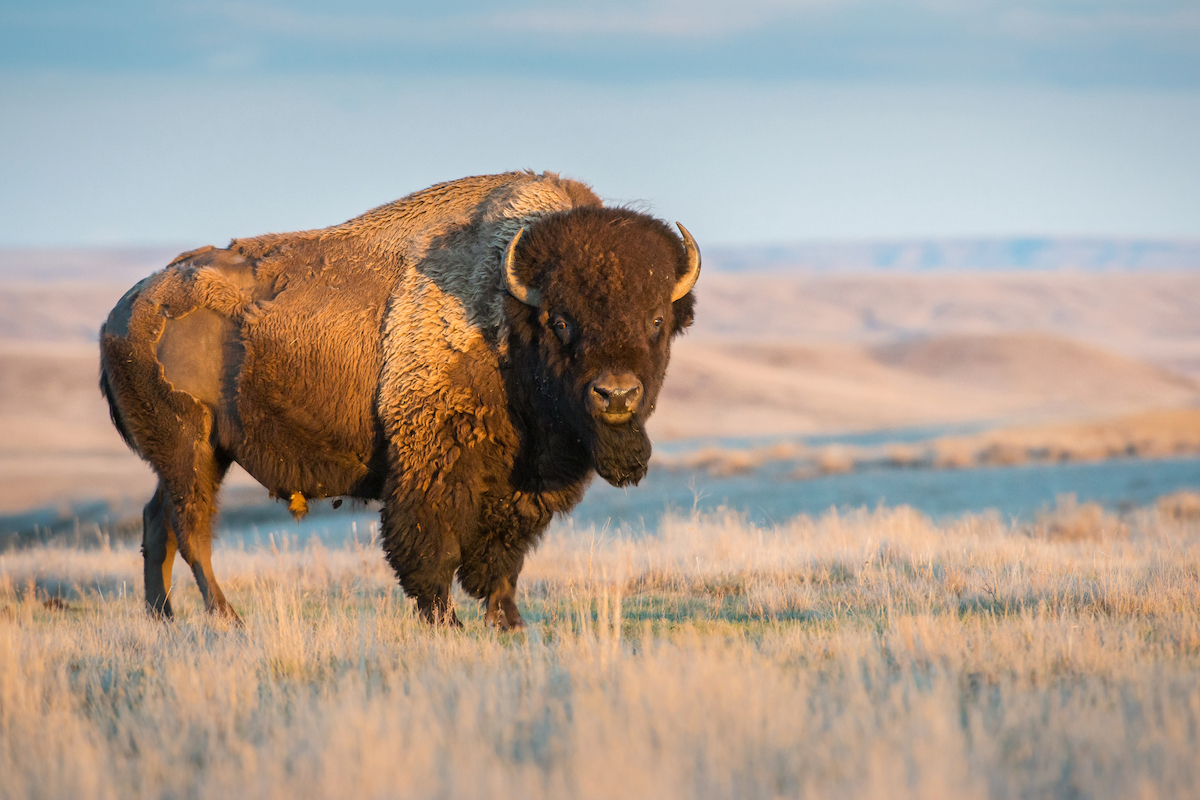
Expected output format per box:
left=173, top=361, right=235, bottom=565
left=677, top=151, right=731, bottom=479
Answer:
left=2, top=1, right=1199, bottom=247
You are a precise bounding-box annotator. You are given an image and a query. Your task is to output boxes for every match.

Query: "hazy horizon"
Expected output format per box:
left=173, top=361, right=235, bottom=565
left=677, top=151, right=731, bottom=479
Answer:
left=3, top=235, right=1199, bottom=283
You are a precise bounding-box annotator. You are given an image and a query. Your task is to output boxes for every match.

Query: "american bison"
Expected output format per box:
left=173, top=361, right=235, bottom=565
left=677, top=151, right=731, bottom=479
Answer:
left=99, top=171, right=699, bottom=628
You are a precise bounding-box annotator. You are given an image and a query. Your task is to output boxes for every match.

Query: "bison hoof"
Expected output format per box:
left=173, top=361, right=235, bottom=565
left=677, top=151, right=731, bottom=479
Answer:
left=418, top=603, right=462, bottom=628
left=485, top=602, right=528, bottom=632
left=210, top=602, right=244, bottom=628
left=146, top=600, right=174, bottom=621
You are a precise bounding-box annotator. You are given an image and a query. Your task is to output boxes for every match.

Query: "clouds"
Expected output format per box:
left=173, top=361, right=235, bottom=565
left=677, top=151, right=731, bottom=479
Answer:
left=3, top=1, right=1198, bottom=87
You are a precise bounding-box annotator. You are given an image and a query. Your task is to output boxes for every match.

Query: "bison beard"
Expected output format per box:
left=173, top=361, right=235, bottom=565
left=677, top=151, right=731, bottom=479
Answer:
left=586, top=420, right=651, bottom=487
left=520, top=361, right=653, bottom=489
left=97, top=171, right=699, bottom=630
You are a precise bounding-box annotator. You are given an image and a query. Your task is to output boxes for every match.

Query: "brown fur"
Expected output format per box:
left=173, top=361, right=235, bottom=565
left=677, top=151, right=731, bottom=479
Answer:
left=99, top=171, right=697, bottom=628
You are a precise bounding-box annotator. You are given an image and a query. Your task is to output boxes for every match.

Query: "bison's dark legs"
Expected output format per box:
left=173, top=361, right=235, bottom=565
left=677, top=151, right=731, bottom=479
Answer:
left=142, top=483, right=178, bottom=618
left=140, top=416, right=239, bottom=625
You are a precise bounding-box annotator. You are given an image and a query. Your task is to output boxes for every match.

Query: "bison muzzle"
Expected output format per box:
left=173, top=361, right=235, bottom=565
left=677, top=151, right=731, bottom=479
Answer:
left=99, top=171, right=699, bottom=629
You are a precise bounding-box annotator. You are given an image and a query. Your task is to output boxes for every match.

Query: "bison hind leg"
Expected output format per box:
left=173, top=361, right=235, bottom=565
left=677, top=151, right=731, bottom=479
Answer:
left=175, top=452, right=242, bottom=626
left=141, top=421, right=240, bottom=626
left=142, top=482, right=177, bottom=618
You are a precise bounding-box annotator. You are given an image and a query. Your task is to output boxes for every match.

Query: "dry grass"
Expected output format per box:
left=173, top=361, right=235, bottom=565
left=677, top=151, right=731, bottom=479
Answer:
left=2, top=505, right=1200, bottom=799
left=658, top=406, right=1200, bottom=479
left=932, top=407, right=1200, bottom=468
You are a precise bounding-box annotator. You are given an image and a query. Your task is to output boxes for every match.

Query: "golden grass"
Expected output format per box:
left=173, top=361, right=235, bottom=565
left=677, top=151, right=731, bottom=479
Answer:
left=933, top=407, right=1200, bottom=468
left=658, top=406, right=1200, bottom=478
left=3, top=504, right=1200, bottom=799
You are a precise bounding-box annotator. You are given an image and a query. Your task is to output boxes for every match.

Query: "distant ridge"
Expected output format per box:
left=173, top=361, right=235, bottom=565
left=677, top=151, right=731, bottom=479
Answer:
left=0, top=247, right=183, bottom=282
left=706, top=238, right=1200, bottom=273
left=3, top=239, right=1200, bottom=281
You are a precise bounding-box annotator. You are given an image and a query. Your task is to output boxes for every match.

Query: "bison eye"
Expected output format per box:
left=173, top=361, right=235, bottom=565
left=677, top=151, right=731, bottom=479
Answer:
left=650, top=314, right=665, bottom=339
left=551, top=316, right=572, bottom=344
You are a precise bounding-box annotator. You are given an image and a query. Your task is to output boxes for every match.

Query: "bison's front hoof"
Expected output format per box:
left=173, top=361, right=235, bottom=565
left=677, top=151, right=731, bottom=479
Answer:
left=145, top=599, right=174, bottom=621
left=485, top=594, right=527, bottom=631
left=502, top=610, right=528, bottom=632
left=211, top=603, right=244, bottom=629
left=417, top=599, right=462, bottom=628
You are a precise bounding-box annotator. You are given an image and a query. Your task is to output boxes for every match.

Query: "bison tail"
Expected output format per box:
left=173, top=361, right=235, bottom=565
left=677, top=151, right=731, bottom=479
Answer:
left=98, top=349, right=139, bottom=454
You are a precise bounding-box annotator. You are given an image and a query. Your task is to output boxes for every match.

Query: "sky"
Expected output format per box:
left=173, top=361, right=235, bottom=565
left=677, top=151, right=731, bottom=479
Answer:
left=2, top=1, right=1199, bottom=248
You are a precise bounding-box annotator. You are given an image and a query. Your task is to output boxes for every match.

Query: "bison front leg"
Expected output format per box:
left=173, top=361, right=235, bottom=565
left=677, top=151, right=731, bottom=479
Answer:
left=484, top=575, right=526, bottom=631
left=459, top=506, right=538, bottom=632
left=380, top=499, right=465, bottom=627
left=416, top=591, right=462, bottom=627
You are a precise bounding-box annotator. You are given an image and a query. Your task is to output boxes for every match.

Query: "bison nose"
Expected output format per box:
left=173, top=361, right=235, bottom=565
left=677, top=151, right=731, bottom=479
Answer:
left=589, top=372, right=643, bottom=421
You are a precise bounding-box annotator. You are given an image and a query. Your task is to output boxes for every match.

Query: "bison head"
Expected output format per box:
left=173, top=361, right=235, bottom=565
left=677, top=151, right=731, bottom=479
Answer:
left=503, top=207, right=699, bottom=487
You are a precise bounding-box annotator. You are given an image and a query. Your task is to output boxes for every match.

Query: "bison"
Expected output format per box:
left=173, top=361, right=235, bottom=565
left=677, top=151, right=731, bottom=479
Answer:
left=99, top=171, right=699, bottom=628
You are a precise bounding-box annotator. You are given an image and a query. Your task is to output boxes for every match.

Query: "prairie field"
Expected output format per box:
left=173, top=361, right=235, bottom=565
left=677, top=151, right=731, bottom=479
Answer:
left=4, top=499, right=1200, bottom=800
left=4, top=254, right=1200, bottom=798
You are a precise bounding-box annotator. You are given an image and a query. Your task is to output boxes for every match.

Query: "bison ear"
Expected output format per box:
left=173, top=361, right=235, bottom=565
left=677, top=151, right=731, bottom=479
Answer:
left=671, top=291, right=696, bottom=334
left=671, top=222, right=701, bottom=302
left=503, top=227, right=541, bottom=307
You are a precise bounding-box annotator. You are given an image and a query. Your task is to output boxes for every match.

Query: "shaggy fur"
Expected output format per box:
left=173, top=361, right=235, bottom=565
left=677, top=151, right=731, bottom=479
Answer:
left=99, top=171, right=698, bottom=628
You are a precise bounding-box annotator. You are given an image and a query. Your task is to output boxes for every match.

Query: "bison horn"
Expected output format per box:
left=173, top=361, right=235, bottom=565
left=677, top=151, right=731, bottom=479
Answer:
left=503, top=227, right=541, bottom=307
left=672, top=222, right=701, bottom=302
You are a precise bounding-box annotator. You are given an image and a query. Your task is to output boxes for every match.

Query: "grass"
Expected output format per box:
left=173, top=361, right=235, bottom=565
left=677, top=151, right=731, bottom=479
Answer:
left=2, top=500, right=1200, bottom=799
left=658, top=407, right=1200, bottom=477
